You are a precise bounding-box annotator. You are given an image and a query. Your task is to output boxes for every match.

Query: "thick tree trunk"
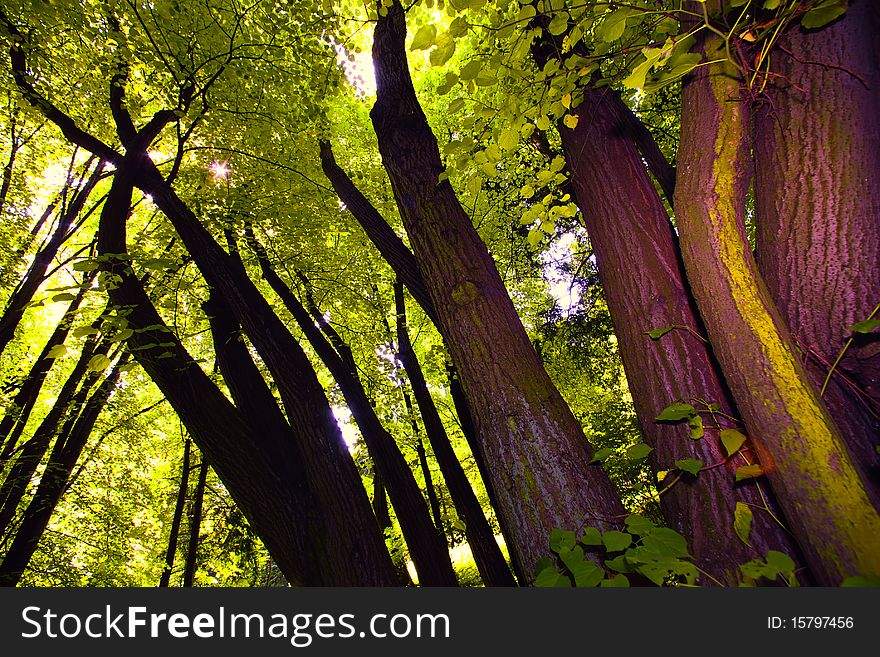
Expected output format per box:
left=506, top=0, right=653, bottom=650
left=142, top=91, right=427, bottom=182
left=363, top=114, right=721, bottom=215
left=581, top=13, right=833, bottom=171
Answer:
left=182, top=457, right=208, bottom=587
left=674, top=17, right=880, bottom=584
left=100, top=159, right=397, bottom=586
left=159, top=439, right=191, bottom=587
left=373, top=474, right=392, bottom=531
left=753, top=0, right=880, bottom=496
left=0, top=354, right=127, bottom=586
left=559, top=86, right=798, bottom=582
left=414, top=438, right=443, bottom=533
left=396, top=283, right=517, bottom=586
left=370, top=1, right=626, bottom=578
left=243, top=236, right=456, bottom=586
left=0, top=275, right=94, bottom=460
left=0, top=158, right=103, bottom=357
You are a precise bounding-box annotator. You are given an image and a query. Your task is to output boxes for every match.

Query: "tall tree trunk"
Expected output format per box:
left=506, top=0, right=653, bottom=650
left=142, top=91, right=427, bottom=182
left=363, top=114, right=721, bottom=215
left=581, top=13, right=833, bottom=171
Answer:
left=396, top=283, right=517, bottom=586
left=0, top=353, right=127, bottom=586
left=159, top=439, right=191, bottom=587
left=242, top=233, right=456, bottom=586
left=414, top=437, right=443, bottom=534
left=557, top=86, right=798, bottom=583
left=182, top=456, right=208, bottom=587
left=373, top=474, right=392, bottom=531
left=753, top=0, right=880, bottom=496
left=673, top=8, right=880, bottom=584
left=369, top=0, right=625, bottom=578
left=99, top=158, right=397, bottom=586
left=0, top=273, right=94, bottom=460
left=0, top=158, right=103, bottom=357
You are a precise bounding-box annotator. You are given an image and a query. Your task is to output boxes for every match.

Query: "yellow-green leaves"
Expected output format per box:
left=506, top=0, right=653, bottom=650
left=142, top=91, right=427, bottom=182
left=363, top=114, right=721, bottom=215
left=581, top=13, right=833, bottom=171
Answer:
left=735, top=464, right=764, bottom=482
left=720, top=428, right=748, bottom=457
left=801, top=0, right=848, bottom=29
left=734, top=501, right=753, bottom=547
left=410, top=24, right=437, bottom=51
left=675, top=458, right=703, bottom=476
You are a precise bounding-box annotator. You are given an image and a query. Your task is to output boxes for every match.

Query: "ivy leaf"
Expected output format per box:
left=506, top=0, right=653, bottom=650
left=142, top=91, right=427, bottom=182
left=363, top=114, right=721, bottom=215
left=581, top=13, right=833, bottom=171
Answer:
left=688, top=414, right=704, bottom=440
left=596, top=9, right=631, bottom=42
left=605, top=555, right=631, bottom=573
left=550, top=528, right=577, bottom=554
left=548, top=13, right=569, bottom=37
left=580, top=527, right=603, bottom=546
left=602, top=531, right=632, bottom=552
left=801, top=0, right=848, bottom=29
left=560, top=545, right=604, bottom=587
left=848, top=318, right=880, bottom=334
left=656, top=402, right=696, bottom=422
left=720, top=428, right=748, bottom=457
left=765, top=550, right=796, bottom=578
left=73, top=326, right=100, bottom=338
left=645, top=326, right=674, bottom=340
left=841, top=574, right=880, bottom=587
left=624, top=515, right=656, bottom=536
left=534, top=566, right=570, bottom=587
left=734, top=501, right=753, bottom=547
left=735, top=464, right=764, bottom=481
left=600, top=573, right=630, bottom=587
left=641, top=527, right=690, bottom=559
left=626, top=443, right=653, bottom=460
left=674, top=458, right=703, bottom=476
left=429, top=34, right=456, bottom=67
left=409, top=25, right=437, bottom=51
left=73, top=259, right=100, bottom=272
left=562, top=114, right=579, bottom=129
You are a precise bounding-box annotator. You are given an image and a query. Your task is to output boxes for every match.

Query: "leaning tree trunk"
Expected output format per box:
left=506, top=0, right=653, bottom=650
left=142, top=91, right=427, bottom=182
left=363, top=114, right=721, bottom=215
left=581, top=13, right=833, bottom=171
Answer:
left=182, top=456, right=208, bottom=588
left=753, top=0, right=880, bottom=498
left=558, top=85, right=799, bottom=583
left=673, top=9, right=880, bottom=585
left=370, top=0, right=625, bottom=578
left=159, top=439, right=191, bottom=587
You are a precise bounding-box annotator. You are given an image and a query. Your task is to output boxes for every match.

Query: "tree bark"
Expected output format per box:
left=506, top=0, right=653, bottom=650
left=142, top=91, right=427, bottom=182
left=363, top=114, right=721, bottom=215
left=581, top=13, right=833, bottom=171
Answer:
left=370, top=1, right=626, bottom=578
left=558, top=85, right=798, bottom=583
left=396, top=282, right=517, bottom=586
left=243, top=234, right=456, bottom=586
left=182, top=456, right=208, bottom=587
left=99, top=157, right=397, bottom=586
left=159, top=439, right=191, bottom=587
left=373, top=474, right=392, bottom=531
left=674, top=10, right=880, bottom=584
left=753, top=0, right=880, bottom=497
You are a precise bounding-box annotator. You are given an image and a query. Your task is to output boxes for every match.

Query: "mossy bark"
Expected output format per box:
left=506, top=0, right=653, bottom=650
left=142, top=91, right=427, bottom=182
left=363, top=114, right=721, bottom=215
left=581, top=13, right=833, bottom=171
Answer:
left=674, top=24, right=880, bottom=584
left=370, top=1, right=625, bottom=578
left=561, top=87, right=799, bottom=584
left=753, top=0, right=880, bottom=500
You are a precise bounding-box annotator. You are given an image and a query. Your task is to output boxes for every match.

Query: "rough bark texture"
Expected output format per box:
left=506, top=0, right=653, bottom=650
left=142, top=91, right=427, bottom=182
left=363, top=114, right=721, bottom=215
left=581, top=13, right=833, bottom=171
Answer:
left=370, top=1, right=626, bottom=578
left=159, top=439, right=191, bottom=587
left=560, top=86, right=798, bottom=583
left=674, top=21, right=880, bottom=584
left=182, top=456, right=208, bottom=587
left=100, top=158, right=397, bottom=586
left=753, top=0, right=880, bottom=497
left=243, top=237, right=456, bottom=586
left=396, top=283, right=517, bottom=586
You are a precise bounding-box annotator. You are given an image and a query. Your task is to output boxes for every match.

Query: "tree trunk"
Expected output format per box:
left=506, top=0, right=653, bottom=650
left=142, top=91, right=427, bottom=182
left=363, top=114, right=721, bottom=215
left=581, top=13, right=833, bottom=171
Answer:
left=396, top=283, right=517, bottom=586
left=373, top=474, right=392, bottom=531
left=558, top=86, right=798, bottom=583
left=414, top=438, right=443, bottom=533
left=99, top=157, right=398, bottom=586
left=369, top=0, right=625, bottom=578
left=0, top=273, right=94, bottom=460
left=159, top=439, right=191, bottom=587
left=182, top=456, right=208, bottom=587
left=0, top=158, right=103, bottom=357
left=242, top=235, right=456, bottom=586
left=753, top=0, right=880, bottom=497
left=673, top=12, right=880, bottom=584
left=0, top=353, right=127, bottom=586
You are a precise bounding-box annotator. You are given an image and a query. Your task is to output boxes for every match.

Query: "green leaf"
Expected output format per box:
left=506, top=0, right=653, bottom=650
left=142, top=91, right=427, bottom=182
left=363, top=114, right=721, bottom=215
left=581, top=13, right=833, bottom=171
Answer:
left=87, top=354, right=112, bottom=372
left=766, top=550, right=796, bottom=577
left=624, top=515, right=656, bottom=536
left=580, top=527, right=603, bottom=546
left=626, top=443, right=653, bottom=460
left=841, top=574, right=880, bottom=587
left=590, top=447, right=614, bottom=463
left=674, top=458, right=703, bottom=476
left=605, top=555, right=631, bottom=573
left=410, top=25, right=436, bottom=51
left=550, top=528, right=577, bottom=554
left=52, top=292, right=76, bottom=302
left=562, top=114, right=579, bottom=129
left=729, top=0, right=750, bottom=6
left=720, top=428, right=748, bottom=457
left=646, top=326, right=674, bottom=340
left=641, top=527, right=690, bottom=559
left=848, top=318, right=880, bottom=334
left=801, top=1, right=847, bottom=29
left=46, top=344, right=68, bottom=359
left=656, top=402, right=696, bottom=422
left=548, top=12, right=569, bottom=37
left=596, top=9, right=631, bottom=42
left=600, top=573, right=630, bottom=587
left=459, top=59, right=482, bottom=81
left=73, top=260, right=100, bottom=272
left=602, top=530, right=632, bottom=552
left=733, top=501, right=753, bottom=547
left=429, top=34, right=456, bottom=67
left=688, top=414, right=704, bottom=440
left=560, top=546, right=605, bottom=587
left=763, top=0, right=782, bottom=8
left=534, top=566, right=570, bottom=587
left=73, top=326, right=100, bottom=338
left=735, top=464, right=764, bottom=482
